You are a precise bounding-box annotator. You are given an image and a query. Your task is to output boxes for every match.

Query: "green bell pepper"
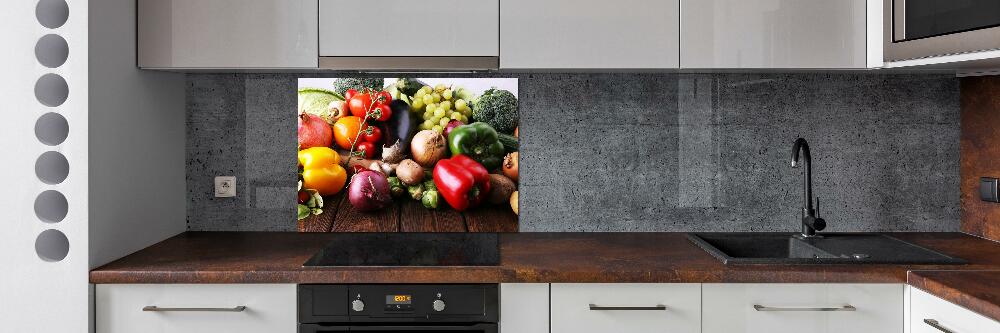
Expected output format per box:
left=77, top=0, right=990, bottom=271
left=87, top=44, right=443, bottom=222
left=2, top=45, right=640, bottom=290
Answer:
left=447, top=122, right=505, bottom=170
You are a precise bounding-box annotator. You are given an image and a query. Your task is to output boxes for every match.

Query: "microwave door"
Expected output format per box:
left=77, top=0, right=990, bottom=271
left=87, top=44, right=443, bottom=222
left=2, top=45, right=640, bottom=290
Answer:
left=895, top=0, right=1000, bottom=42
left=885, top=0, right=1000, bottom=61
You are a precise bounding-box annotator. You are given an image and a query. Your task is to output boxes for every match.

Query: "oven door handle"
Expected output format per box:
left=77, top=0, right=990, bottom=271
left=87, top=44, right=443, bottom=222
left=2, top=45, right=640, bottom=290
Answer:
left=347, top=323, right=497, bottom=331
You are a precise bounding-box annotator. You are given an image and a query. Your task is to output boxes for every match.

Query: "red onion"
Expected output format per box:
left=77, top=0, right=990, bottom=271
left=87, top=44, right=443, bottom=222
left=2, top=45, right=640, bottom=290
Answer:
left=348, top=170, right=392, bottom=211
left=444, top=119, right=464, bottom=138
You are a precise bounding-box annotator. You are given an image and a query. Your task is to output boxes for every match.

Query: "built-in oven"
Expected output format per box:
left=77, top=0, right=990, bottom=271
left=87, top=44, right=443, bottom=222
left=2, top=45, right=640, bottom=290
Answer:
left=884, top=0, right=1000, bottom=61
left=298, top=284, right=498, bottom=333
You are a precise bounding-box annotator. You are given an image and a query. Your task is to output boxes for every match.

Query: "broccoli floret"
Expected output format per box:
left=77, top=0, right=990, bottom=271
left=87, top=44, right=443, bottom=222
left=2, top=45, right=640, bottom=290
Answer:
left=472, top=88, right=518, bottom=134
left=331, top=78, right=384, bottom=95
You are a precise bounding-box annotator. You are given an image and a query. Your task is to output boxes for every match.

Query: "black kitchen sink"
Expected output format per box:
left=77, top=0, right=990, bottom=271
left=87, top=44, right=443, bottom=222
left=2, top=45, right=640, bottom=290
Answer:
left=687, top=233, right=966, bottom=265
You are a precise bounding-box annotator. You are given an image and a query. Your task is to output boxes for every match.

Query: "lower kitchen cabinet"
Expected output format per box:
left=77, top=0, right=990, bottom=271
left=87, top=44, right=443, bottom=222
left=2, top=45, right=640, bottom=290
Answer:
left=702, top=283, right=903, bottom=333
left=909, top=286, right=1000, bottom=333
left=500, top=283, right=548, bottom=333
left=96, top=284, right=297, bottom=333
left=550, top=283, right=701, bottom=333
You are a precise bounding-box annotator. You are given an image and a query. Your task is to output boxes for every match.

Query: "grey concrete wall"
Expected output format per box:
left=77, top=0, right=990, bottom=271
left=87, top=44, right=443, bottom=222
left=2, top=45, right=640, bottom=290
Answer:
left=186, top=73, right=960, bottom=232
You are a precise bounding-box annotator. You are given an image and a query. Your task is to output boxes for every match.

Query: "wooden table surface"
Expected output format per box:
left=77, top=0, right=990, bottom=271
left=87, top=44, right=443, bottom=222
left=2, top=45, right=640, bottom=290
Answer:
left=298, top=194, right=518, bottom=233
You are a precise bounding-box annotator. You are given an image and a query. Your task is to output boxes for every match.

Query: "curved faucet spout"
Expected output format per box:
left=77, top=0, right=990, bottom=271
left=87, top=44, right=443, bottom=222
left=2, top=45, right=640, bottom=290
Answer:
left=791, top=138, right=824, bottom=237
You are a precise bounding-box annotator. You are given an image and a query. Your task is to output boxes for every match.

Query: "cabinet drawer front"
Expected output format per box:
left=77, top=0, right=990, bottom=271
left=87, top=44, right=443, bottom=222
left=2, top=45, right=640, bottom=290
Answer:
left=551, top=283, right=700, bottom=333
left=96, top=284, right=296, bottom=333
left=910, top=287, right=1000, bottom=333
left=702, top=283, right=902, bottom=333
left=319, top=0, right=499, bottom=57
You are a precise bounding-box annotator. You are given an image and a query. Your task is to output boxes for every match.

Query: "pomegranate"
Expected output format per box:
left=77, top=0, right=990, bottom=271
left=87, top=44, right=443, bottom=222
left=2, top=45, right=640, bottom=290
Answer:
left=298, top=113, right=333, bottom=149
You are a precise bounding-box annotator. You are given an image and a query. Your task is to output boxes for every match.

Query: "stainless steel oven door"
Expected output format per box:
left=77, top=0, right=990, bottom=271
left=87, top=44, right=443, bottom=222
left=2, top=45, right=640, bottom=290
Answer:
left=300, top=323, right=498, bottom=333
left=884, top=0, right=1000, bottom=61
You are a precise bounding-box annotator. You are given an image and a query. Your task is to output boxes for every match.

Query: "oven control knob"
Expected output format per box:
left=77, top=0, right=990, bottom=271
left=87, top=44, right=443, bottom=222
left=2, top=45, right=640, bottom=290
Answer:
left=351, top=299, right=365, bottom=312
left=432, top=299, right=446, bottom=312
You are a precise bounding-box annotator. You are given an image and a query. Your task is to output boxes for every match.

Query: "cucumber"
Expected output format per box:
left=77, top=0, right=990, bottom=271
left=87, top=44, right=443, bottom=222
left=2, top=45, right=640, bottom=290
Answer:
left=498, top=133, right=518, bottom=153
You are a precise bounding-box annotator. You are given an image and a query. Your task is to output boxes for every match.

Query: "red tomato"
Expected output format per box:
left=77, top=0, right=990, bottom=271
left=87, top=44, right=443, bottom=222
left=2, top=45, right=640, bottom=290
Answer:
left=297, top=191, right=309, bottom=204
left=375, top=91, right=392, bottom=105
left=356, top=141, right=375, bottom=159
left=344, top=89, right=358, bottom=101
left=372, top=103, right=392, bottom=122
left=361, top=125, right=382, bottom=143
left=349, top=93, right=373, bottom=117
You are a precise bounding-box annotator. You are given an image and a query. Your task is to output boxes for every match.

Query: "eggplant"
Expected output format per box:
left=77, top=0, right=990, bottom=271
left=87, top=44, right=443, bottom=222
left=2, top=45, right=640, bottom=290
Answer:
left=379, top=99, right=419, bottom=154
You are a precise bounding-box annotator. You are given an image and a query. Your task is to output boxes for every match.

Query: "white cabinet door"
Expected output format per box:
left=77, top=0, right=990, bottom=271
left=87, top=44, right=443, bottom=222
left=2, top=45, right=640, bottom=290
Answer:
left=500, top=0, right=680, bottom=69
left=680, top=0, right=868, bottom=68
left=910, top=287, right=1000, bottom=333
left=96, top=284, right=297, bottom=333
left=500, top=283, right=548, bottom=333
left=551, top=283, right=700, bottom=333
left=702, top=283, right=903, bottom=333
left=319, top=0, right=499, bottom=57
left=138, top=0, right=318, bottom=68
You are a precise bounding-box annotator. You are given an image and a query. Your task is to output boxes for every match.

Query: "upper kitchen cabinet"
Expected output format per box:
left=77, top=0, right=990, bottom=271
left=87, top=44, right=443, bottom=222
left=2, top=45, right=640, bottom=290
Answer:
left=500, top=0, right=680, bottom=69
left=138, top=0, right=318, bottom=69
left=681, top=0, right=877, bottom=69
left=318, top=0, right=500, bottom=70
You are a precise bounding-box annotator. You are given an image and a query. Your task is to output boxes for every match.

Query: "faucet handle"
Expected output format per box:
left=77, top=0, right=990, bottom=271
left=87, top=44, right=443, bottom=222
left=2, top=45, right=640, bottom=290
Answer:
left=815, top=196, right=820, bottom=218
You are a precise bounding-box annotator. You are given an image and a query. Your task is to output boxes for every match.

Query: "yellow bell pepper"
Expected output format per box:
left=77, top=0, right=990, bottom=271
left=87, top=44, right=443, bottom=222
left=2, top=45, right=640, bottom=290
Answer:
left=298, top=147, right=347, bottom=196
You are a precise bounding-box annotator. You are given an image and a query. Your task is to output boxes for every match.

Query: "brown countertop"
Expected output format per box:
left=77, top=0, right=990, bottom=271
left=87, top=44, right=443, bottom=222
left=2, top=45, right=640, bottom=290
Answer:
left=908, top=270, right=1000, bottom=322
left=91, top=232, right=1000, bottom=285
left=89, top=232, right=1000, bottom=320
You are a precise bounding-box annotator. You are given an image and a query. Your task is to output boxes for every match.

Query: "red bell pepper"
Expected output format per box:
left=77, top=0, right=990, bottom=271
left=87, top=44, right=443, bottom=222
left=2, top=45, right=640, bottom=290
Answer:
left=433, top=154, right=491, bottom=212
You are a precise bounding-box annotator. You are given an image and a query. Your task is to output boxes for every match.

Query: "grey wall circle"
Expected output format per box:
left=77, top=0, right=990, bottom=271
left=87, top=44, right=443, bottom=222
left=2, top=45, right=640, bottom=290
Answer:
left=35, top=151, right=69, bottom=184
left=35, top=229, right=69, bottom=262
left=34, top=190, right=68, bottom=223
left=36, top=0, right=69, bottom=29
left=35, top=34, right=68, bottom=68
left=35, top=112, right=69, bottom=145
left=35, top=74, right=68, bottom=107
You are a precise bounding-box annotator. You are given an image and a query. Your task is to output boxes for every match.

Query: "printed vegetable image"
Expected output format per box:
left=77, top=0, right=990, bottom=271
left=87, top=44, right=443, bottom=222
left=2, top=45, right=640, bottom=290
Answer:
left=447, top=122, right=505, bottom=171
left=298, top=147, right=347, bottom=196
left=333, top=116, right=363, bottom=150
left=298, top=113, right=333, bottom=149
left=410, top=130, right=448, bottom=167
left=433, top=154, right=491, bottom=212
left=332, top=78, right=382, bottom=96
left=472, top=88, right=518, bottom=134
left=298, top=87, right=345, bottom=125
left=503, top=152, right=519, bottom=182
left=297, top=78, right=519, bottom=231
left=347, top=170, right=393, bottom=212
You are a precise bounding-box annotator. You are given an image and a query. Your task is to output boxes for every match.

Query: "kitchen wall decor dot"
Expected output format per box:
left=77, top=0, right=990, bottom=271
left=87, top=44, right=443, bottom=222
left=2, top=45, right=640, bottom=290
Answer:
left=35, top=151, right=69, bottom=185
left=34, top=190, right=68, bottom=223
left=34, top=229, right=69, bottom=262
left=35, top=34, right=68, bottom=68
left=35, top=112, right=69, bottom=145
left=34, top=73, right=68, bottom=107
left=35, top=0, right=69, bottom=29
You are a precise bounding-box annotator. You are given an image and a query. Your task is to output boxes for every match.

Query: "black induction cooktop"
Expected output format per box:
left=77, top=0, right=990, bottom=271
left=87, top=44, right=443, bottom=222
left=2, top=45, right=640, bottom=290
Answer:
left=303, top=233, right=500, bottom=267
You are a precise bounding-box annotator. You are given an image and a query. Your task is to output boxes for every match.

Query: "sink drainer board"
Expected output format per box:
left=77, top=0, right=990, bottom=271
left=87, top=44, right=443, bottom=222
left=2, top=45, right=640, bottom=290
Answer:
left=687, top=232, right=967, bottom=265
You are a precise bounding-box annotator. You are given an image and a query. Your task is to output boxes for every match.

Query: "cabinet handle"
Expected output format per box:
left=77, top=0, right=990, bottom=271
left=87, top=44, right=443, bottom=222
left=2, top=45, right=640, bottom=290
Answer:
left=923, top=319, right=955, bottom=333
left=142, top=306, right=247, bottom=312
left=589, top=304, right=667, bottom=311
left=753, top=304, right=856, bottom=312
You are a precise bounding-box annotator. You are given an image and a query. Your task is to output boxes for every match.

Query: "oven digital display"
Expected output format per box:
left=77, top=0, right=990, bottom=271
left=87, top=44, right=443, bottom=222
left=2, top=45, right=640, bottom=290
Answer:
left=386, top=295, right=412, bottom=304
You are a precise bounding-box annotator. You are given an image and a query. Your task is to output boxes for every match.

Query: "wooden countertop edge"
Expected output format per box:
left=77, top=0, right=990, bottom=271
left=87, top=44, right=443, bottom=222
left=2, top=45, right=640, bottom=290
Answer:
left=907, top=270, right=1000, bottom=323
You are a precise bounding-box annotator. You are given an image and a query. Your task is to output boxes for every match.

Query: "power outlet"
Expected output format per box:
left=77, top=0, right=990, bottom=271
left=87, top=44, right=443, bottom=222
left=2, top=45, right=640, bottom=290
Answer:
left=215, top=176, right=236, bottom=198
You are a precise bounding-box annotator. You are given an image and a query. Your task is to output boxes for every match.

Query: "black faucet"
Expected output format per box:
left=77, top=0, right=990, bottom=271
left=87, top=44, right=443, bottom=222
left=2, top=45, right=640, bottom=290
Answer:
left=791, top=138, right=826, bottom=237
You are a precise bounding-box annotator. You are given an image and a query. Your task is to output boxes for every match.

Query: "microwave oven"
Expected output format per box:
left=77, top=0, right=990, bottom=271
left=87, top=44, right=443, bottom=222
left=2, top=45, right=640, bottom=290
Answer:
left=884, top=0, right=1000, bottom=62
